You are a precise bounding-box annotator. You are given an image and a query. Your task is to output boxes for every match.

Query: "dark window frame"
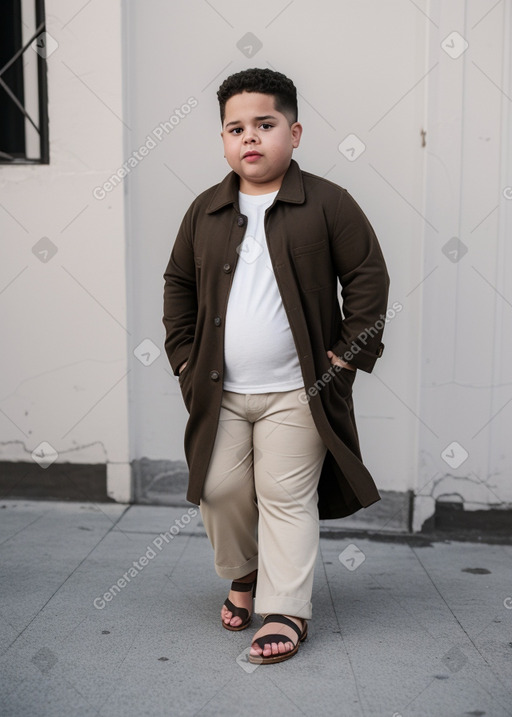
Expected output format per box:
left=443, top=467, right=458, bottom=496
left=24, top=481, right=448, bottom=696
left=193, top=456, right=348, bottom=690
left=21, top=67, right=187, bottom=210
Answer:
left=0, top=0, right=49, bottom=164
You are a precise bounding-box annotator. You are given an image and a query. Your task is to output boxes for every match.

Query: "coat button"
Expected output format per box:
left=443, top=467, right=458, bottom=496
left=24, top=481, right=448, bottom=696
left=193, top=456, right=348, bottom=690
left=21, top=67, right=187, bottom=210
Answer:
left=223, top=263, right=231, bottom=273
left=214, top=316, right=222, bottom=326
left=210, top=370, right=220, bottom=381
left=237, top=215, right=246, bottom=227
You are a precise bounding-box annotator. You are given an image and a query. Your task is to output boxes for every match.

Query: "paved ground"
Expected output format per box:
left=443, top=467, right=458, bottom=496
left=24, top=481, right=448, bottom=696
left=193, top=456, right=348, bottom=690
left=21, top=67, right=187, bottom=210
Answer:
left=0, top=499, right=511, bottom=717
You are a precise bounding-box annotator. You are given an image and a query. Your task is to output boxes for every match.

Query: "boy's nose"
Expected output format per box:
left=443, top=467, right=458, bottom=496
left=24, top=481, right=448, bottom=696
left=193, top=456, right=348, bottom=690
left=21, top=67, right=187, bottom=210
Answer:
left=244, top=130, right=258, bottom=143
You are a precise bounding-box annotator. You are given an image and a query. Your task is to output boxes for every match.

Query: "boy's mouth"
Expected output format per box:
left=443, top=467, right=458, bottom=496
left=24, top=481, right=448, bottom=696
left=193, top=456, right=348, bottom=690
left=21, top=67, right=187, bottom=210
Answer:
left=242, top=151, right=262, bottom=161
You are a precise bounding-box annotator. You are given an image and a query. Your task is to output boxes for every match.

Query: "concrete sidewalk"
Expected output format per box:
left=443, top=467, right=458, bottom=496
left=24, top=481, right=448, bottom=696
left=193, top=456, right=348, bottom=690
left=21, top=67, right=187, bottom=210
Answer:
left=0, top=499, right=511, bottom=717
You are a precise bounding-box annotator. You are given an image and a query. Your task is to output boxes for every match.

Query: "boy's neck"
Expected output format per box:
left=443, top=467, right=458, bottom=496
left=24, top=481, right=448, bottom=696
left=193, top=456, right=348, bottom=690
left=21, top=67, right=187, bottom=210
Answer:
left=238, top=175, right=284, bottom=195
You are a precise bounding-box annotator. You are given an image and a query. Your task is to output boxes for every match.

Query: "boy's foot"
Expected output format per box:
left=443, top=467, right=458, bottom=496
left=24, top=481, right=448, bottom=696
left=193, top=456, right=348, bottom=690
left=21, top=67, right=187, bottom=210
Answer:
left=249, top=614, right=306, bottom=659
left=221, top=569, right=257, bottom=629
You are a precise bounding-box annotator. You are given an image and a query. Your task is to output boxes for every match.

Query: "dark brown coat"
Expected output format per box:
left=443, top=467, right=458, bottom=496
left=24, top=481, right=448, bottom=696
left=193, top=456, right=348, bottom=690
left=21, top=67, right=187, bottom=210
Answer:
left=163, top=159, right=390, bottom=519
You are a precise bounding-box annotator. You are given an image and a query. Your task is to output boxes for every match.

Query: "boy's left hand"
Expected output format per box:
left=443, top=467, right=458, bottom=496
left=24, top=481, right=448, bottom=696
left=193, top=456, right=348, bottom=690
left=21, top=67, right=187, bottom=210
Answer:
left=327, top=350, right=356, bottom=371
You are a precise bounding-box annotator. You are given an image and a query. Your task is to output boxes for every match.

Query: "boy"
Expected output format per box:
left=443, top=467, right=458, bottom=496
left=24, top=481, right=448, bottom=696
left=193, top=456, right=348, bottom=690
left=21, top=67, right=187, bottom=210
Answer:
left=163, top=68, right=389, bottom=664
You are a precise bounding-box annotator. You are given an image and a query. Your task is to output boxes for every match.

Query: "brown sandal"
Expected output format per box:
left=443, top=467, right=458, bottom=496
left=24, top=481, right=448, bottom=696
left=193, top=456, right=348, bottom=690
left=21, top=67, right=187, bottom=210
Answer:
left=221, top=576, right=257, bottom=631
left=248, top=614, right=308, bottom=664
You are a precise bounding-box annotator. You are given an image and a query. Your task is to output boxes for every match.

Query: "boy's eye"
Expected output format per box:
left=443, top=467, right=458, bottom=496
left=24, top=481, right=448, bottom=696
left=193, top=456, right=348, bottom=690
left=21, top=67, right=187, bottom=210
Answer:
left=229, top=123, right=273, bottom=134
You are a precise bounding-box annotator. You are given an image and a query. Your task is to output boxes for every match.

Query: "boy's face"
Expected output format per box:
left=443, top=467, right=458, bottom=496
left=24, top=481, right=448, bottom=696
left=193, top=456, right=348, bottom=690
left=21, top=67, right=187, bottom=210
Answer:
left=221, top=92, right=302, bottom=194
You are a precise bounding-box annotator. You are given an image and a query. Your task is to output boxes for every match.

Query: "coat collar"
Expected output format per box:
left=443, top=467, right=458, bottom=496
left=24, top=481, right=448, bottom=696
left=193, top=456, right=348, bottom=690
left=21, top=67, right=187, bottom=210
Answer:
left=205, top=158, right=306, bottom=214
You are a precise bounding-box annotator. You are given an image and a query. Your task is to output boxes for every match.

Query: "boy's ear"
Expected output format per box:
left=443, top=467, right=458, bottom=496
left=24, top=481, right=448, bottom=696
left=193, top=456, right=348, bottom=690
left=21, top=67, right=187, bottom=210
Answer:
left=290, top=121, right=303, bottom=148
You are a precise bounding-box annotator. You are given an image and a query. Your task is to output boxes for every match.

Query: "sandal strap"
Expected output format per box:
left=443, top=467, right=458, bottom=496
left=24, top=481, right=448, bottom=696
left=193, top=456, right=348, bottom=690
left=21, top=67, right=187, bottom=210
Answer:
left=223, top=597, right=249, bottom=621
left=262, top=614, right=304, bottom=641
left=231, top=580, right=255, bottom=593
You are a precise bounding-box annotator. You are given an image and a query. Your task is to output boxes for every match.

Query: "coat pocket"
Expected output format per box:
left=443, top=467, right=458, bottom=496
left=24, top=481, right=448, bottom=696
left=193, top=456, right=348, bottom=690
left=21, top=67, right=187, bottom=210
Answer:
left=292, top=240, right=336, bottom=293
left=332, top=365, right=356, bottom=398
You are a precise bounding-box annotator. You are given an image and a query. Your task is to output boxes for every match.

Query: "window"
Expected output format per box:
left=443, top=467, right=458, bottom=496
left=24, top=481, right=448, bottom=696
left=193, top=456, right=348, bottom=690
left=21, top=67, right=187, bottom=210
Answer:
left=0, top=0, right=49, bottom=164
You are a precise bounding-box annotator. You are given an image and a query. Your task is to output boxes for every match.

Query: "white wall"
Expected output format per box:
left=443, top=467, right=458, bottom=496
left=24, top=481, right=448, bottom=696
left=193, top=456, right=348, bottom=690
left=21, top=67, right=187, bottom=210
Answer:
left=124, top=0, right=428, bottom=501
left=414, top=0, right=512, bottom=528
left=0, top=0, right=131, bottom=500
left=2, top=0, right=511, bottom=528
left=124, top=0, right=512, bottom=526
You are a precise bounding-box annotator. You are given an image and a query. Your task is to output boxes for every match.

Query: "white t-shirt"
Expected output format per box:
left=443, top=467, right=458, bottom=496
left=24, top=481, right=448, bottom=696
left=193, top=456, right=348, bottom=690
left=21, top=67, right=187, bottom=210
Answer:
left=223, top=190, right=304, bottom=393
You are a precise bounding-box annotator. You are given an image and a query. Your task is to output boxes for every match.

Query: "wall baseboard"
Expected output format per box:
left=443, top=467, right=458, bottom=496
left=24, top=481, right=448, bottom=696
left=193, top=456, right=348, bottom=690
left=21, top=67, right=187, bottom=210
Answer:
left=422, top=500, right=512, bottom=538
left=1, top=460, right=510, bottom=540
left=0, top=461, right=111, bottom=502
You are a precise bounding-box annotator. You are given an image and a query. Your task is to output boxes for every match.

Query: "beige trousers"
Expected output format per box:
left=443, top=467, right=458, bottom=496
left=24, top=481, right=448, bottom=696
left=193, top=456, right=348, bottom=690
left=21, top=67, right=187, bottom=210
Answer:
left=199, top=387, right=327, bottom=620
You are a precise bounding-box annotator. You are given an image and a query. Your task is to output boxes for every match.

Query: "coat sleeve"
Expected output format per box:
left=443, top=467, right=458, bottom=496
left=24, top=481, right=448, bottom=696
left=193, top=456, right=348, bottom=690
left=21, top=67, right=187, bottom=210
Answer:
left=329, top=189, right=390, bottom=373
left=162, top=202, right=198, bottom=376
